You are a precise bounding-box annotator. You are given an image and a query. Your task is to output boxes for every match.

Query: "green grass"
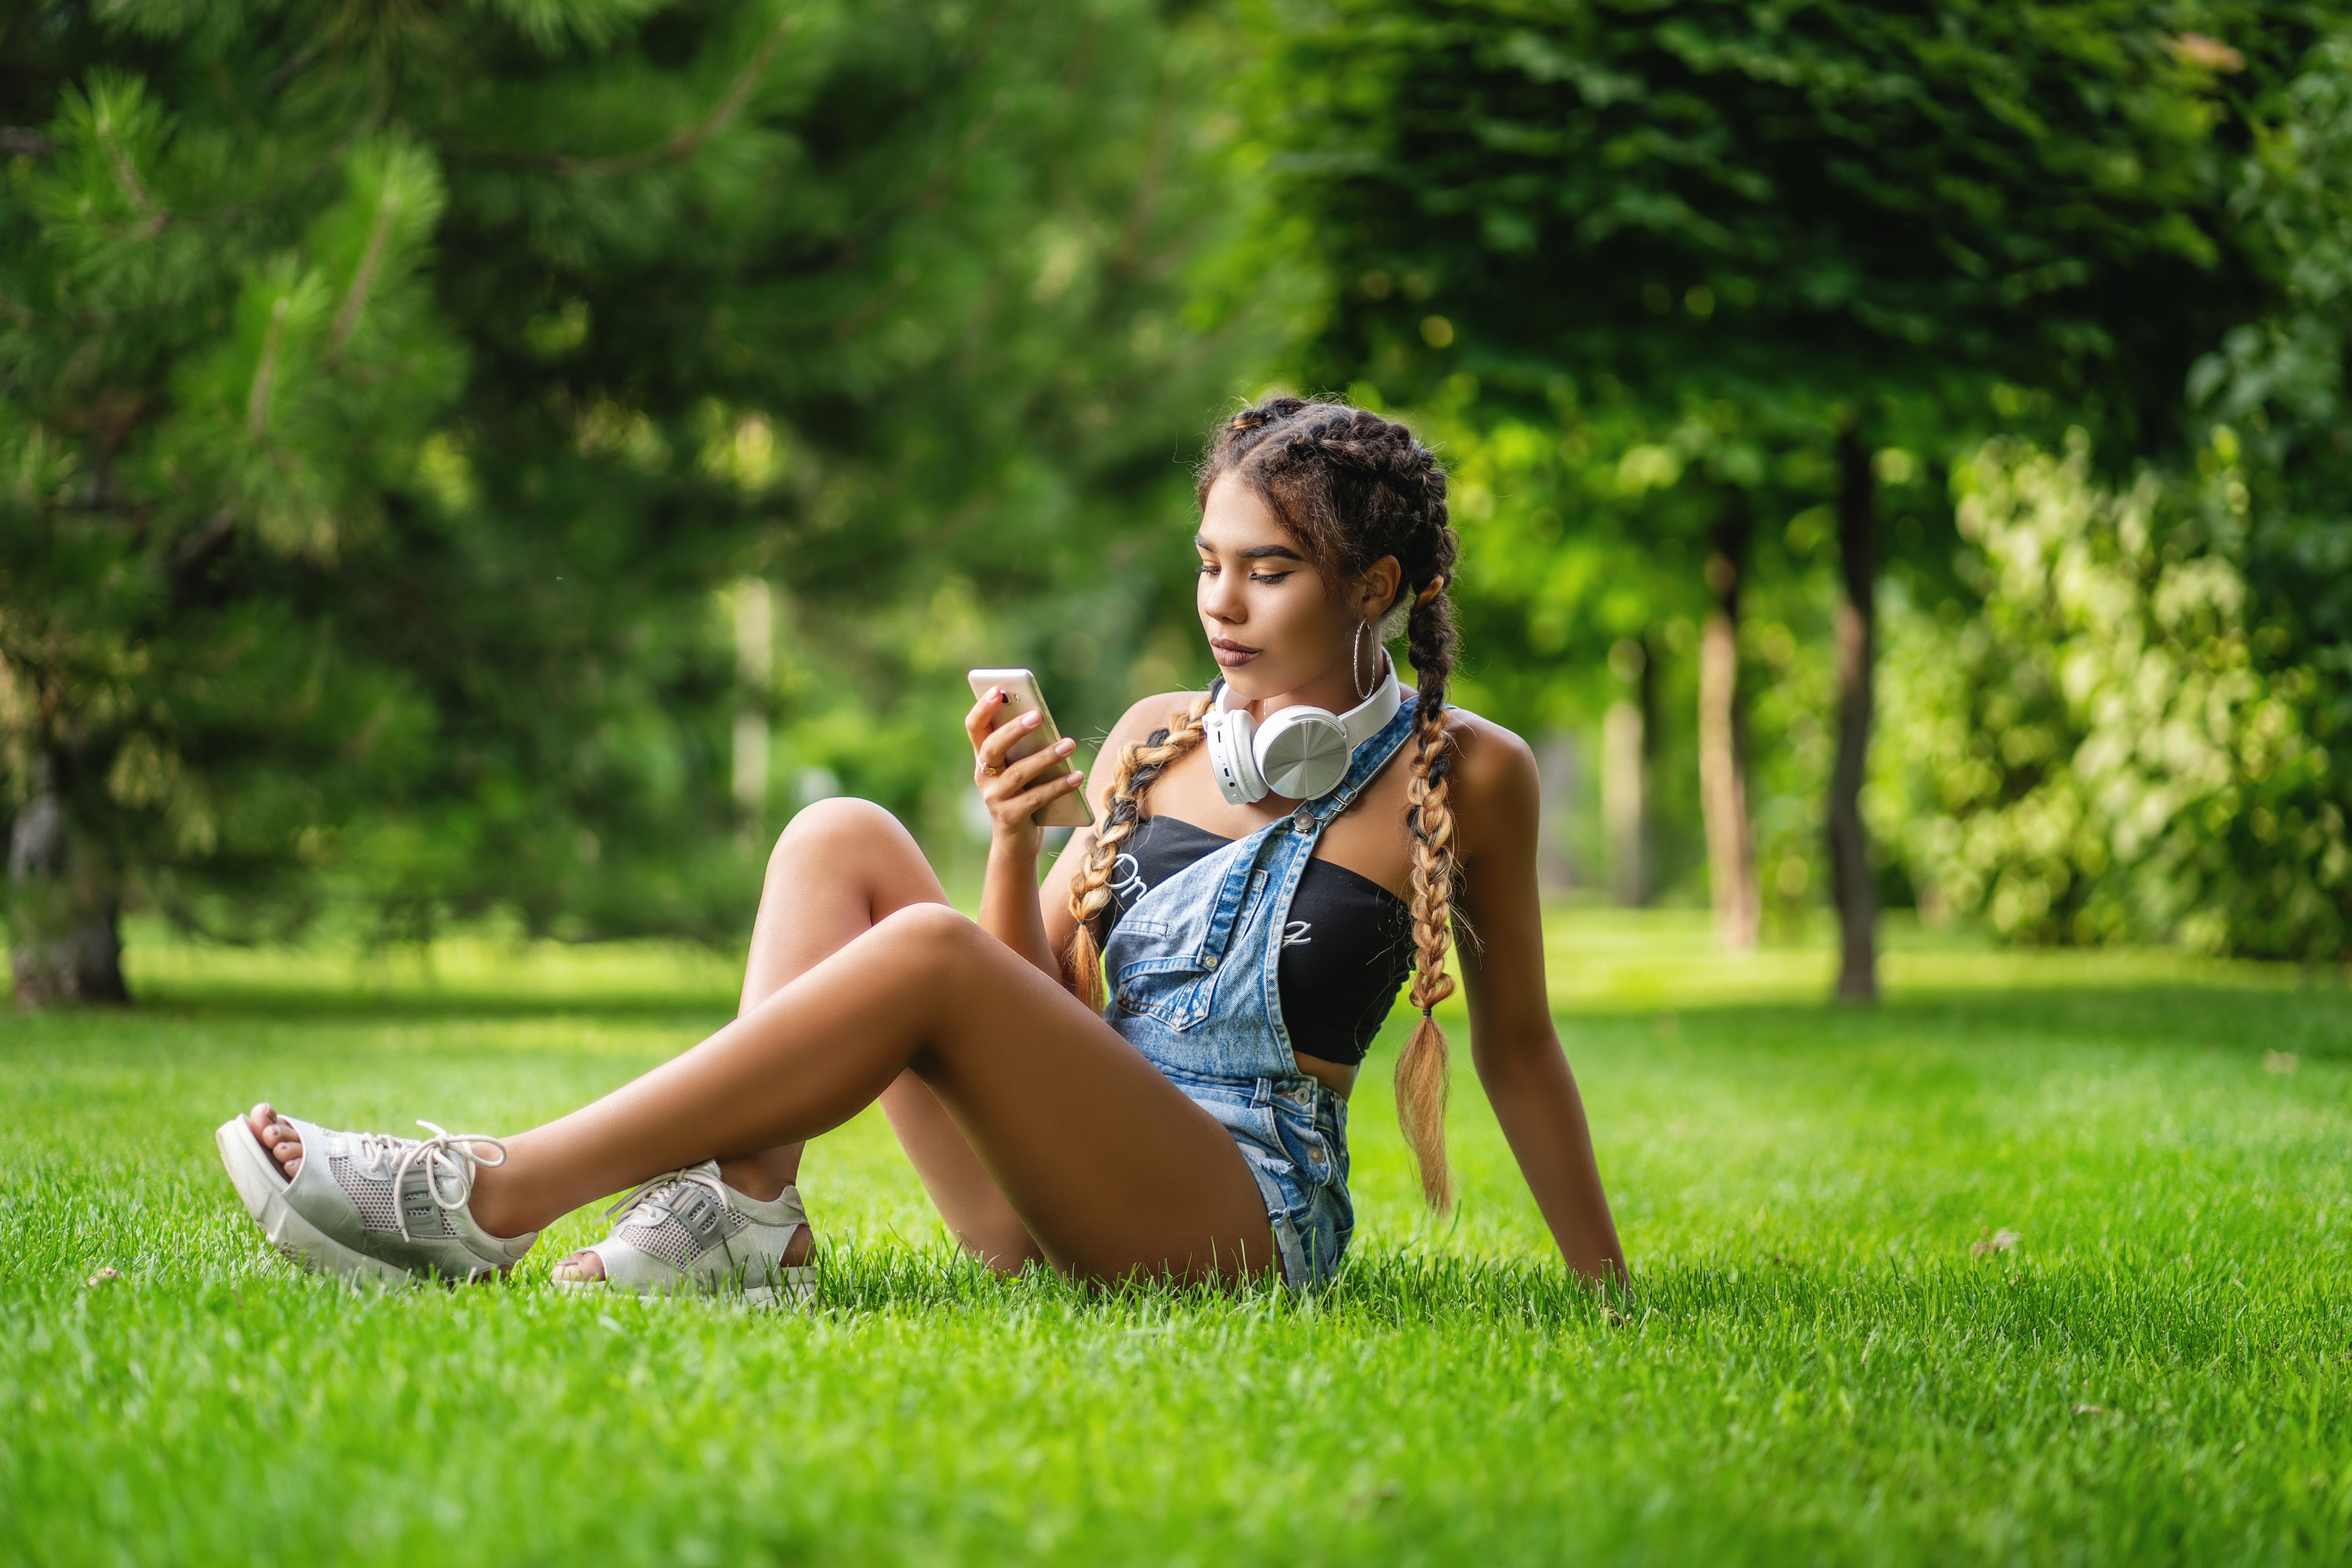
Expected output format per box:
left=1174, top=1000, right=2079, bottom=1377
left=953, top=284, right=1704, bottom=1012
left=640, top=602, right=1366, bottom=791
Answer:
left=5, top=911, right=2351, bottom=1565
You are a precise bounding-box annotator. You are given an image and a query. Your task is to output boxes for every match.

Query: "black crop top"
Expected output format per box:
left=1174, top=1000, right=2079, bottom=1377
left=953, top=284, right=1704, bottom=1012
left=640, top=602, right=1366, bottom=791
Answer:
left=1098, top=816, right=1413, bottom=1066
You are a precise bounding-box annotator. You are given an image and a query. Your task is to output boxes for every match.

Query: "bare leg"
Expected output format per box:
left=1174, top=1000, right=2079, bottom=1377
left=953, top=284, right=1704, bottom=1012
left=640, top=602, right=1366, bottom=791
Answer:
left=252, top=800, right=1046, bottom=1272
left=447, top=903, right=1274, bottom=1283
left=248, top=804, right=1267, bottom=1281
left=662, top=799, right=1042, bottom=1269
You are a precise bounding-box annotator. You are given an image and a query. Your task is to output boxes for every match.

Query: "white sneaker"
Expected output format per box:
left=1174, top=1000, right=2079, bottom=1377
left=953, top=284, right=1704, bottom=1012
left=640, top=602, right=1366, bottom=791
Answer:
left=558, top=1161, right=813, bottom=1306
left=216, top=1114, right=537, bottom=1285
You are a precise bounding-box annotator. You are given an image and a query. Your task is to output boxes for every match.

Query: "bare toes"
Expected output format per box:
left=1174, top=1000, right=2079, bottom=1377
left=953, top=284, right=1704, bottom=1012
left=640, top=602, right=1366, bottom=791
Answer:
left=247, top=1105, right=304, bottom=1178
left=553, top=1251, right=606, bottom=1282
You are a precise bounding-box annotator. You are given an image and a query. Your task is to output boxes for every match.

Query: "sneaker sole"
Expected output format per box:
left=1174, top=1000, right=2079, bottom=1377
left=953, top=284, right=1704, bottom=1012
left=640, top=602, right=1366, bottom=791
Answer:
left=214, top=1117, right=448, bottom=1287
left=548, top=1268, right=815, bottom=1307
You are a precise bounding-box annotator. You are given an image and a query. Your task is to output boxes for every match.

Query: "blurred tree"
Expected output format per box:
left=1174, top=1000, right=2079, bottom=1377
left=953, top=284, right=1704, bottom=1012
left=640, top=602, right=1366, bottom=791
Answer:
left=0, top=0, right=1253, bottom=1003
left=1243, top=0, right=2299, bottom=995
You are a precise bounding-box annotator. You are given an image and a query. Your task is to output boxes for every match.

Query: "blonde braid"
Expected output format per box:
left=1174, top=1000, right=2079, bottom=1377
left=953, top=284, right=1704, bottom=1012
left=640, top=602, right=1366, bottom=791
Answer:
left=1398, top=694, right=1460, bottom=1213
left=1063, top=692, right=1215, bottom=1008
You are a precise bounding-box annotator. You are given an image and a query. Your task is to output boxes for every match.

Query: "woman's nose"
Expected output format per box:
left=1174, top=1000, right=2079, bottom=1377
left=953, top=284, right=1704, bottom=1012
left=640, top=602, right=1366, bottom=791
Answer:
left=1199, top=574, right=1243, bottom=623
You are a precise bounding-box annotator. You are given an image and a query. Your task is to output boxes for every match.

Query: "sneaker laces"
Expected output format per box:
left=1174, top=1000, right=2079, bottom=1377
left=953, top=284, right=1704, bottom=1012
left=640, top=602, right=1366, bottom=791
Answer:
left=348, top=1122, right=509, bottom=1242
left=600, top=1164, right=734, bottom=1229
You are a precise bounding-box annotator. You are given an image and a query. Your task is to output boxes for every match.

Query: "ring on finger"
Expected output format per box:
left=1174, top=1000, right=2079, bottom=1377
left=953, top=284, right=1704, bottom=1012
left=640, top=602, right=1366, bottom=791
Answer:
left=982, top=765, right=1002, bottom=777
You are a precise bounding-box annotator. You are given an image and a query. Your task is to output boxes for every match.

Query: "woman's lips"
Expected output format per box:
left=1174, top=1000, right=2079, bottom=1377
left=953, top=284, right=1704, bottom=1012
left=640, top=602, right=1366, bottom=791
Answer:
left=1210, top=639, right=1259, bottom=668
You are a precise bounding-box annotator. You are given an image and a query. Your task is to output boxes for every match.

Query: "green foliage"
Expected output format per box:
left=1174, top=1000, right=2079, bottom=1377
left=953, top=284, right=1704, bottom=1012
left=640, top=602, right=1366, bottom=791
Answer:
left=1875, top=431, right=2346, bottom=956
left=1242, top=0, right=2352, bottom=952
left=1858, top=26, right=2352, bottom=964
left=7, top=921, right=2352, bottom=1561
left=1248, top=0, right=2291, bottom=435
left=0, top=0, right=1257, bottom=965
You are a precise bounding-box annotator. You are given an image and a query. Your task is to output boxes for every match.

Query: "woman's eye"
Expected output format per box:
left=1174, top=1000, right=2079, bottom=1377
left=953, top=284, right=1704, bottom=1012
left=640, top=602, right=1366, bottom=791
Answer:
left=1249, top=570, right=1293, bottom=585
left=1195, top=562, right=1218, bottom=576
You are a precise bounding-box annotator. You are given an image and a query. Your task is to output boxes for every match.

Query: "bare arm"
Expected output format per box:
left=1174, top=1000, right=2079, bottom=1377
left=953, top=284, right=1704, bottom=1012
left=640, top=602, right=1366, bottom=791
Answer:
left=1027, top=692, right=1200, bottom=988
left=1448, top=716, right=1627, bottom=1285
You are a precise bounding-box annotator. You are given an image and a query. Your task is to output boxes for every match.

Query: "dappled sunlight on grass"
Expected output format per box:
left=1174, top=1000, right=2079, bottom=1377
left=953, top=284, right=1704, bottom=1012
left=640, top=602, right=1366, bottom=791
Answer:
left=117, top=916, right=745, bottom=1014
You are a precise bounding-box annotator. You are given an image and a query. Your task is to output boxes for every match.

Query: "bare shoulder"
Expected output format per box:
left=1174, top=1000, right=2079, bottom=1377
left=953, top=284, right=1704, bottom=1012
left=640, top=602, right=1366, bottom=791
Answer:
left=1102, top=690, right=1205, bottom=753
left=1088, top=690, right=1207, bottom=813
left=1433, top=706, right=1539, bottom=858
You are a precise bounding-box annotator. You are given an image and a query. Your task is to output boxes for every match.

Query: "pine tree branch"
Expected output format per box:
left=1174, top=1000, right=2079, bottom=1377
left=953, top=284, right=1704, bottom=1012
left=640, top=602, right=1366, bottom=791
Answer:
left=331, top=187, right=400, bottom=353
left=166, top=509, right=237, bottom=582
left=247, top=297, right=290, bottom=437
left=815, top=0, right=1019, bottom=271
left=266, top=46, right=325, bottom=97
left=826, top=92, right=1006, bottom=271
left=463, top=13, right=800, bottom=177
left=94, top=115, right=166, bottom=239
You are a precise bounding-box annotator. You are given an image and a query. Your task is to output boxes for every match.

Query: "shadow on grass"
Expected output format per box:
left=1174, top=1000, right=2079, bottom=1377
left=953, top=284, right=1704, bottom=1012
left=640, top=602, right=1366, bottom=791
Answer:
left=801, top=1239, right=2347, bottom=1365
left=802, top=1239, right=1624, bottom=1327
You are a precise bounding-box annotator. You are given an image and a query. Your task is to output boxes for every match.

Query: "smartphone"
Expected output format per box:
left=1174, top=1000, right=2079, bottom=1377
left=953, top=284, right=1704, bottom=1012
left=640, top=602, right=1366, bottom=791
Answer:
left=967, top=667, right=1094, bottom=828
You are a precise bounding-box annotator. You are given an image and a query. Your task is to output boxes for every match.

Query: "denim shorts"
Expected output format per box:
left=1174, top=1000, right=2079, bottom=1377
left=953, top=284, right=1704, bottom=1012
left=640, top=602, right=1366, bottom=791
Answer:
left=1161, top=1065, right=1354, bottom=1290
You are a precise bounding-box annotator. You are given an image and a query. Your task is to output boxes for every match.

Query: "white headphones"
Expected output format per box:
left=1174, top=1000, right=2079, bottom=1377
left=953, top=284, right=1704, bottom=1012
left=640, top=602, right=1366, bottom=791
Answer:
left=1202, top=656, right=1404, bottom=805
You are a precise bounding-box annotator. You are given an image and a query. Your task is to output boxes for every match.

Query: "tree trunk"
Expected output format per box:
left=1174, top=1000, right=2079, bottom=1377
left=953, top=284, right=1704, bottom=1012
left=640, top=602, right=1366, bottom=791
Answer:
left=1602, top=635, right=1654, bottom=907
left=1829, top=429, right=1878, bottom=1002
left=1699, top=501, right=1758, bottom=952
left=731, top=577, right=776, bottom=842
left=8, top=752, right=128, bottom=1008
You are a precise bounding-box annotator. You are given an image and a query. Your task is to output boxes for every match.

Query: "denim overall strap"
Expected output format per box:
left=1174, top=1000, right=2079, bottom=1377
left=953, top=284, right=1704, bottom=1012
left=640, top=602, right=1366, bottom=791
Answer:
left=1251, top=696, right=1421, bottom=1065
left=1303, top=695, right=1420, bottom=826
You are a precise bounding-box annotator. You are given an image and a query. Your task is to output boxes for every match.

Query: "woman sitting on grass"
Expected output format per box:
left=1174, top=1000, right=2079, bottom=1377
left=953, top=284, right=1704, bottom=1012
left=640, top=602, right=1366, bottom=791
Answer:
left=220, top=399, right=1625, bottom=1297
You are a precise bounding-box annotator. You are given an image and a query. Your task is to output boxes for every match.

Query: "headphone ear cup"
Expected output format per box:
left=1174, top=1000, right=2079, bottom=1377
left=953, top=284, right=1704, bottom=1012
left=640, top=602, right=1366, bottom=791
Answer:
left=1205, top=708, right=1266, bottom=804
left=1254, top=710, right=1351, bottom=801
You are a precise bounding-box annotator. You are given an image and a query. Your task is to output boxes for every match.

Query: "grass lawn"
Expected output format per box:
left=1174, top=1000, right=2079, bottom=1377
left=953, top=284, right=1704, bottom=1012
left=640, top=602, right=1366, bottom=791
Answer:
left=4, top=910, right=2351, bottom=1565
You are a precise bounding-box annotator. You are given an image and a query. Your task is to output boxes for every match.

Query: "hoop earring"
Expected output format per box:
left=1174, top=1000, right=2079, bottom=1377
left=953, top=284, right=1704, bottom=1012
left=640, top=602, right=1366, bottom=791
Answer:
left=1352, top=618, right=1376, bottom=701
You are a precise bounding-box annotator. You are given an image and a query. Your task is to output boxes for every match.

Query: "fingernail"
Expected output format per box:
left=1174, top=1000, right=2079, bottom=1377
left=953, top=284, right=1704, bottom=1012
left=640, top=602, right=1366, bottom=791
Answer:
left=1057, top=738, right=1073, bottom=753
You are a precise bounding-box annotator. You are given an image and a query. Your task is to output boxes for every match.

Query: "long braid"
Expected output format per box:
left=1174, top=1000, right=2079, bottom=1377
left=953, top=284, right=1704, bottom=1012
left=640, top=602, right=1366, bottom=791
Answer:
left=1398, top=587, right=1461, bottom=1213
left=1199, top=396, right=1464, bottom=1212
left=1064, top=692, right=1215, bottom=1007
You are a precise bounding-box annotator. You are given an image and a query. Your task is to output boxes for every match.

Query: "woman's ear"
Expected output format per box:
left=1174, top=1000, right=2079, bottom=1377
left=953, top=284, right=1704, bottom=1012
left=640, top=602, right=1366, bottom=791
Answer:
left=1356, top=555, right=1405, bottom=620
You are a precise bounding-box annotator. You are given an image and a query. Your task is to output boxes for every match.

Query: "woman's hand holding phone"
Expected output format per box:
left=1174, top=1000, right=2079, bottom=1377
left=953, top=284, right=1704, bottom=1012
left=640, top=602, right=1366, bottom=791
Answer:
left=964, top=687, right=1088, bottom=855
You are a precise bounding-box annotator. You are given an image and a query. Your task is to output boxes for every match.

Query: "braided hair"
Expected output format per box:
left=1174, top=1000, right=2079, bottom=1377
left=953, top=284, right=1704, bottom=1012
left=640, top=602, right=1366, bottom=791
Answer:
left=1064, top=397, right=1465, bottom=1212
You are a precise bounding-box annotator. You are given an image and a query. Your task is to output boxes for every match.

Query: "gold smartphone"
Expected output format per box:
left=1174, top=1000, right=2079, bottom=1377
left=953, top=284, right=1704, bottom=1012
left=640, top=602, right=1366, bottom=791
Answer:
left=967, top=667, right=1093, bottom=828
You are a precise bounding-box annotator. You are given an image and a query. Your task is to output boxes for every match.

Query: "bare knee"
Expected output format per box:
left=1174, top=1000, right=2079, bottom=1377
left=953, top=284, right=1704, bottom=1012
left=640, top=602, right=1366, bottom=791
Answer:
left=866, top=903, right=994, bottom=988
left=767, top=797, right=918, bottom=885
left=871, top=900, right=979, bottom=951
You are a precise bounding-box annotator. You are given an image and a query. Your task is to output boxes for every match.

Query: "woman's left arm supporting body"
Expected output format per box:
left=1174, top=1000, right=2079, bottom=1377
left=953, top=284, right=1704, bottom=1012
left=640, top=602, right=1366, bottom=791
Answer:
left=1447, top=714, right=1627, bottom=1284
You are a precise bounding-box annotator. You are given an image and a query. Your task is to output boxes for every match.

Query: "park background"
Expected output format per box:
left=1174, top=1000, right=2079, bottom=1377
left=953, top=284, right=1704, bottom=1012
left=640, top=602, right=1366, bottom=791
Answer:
left=8, top=2, right=2352, bottom=1564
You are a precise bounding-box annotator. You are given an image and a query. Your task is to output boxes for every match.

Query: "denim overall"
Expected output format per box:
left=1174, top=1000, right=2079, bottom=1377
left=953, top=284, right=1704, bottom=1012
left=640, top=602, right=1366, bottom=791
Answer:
left=1101, top=692, right=1421, bottom=1288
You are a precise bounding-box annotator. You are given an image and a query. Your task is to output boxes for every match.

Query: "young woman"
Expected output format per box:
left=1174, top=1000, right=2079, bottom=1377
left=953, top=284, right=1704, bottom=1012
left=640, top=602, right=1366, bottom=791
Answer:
left=218, top=399, right=1625, bottom=1296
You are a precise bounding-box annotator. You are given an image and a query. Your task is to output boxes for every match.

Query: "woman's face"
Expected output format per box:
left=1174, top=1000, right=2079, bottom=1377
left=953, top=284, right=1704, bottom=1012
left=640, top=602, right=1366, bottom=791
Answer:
left=1194, top=473, right=1398, bottom=705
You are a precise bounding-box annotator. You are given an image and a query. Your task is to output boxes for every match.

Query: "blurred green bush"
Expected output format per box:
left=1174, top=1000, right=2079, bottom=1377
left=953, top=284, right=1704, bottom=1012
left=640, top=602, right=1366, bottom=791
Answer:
left=1875, top=432, right=2344, bottom=957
